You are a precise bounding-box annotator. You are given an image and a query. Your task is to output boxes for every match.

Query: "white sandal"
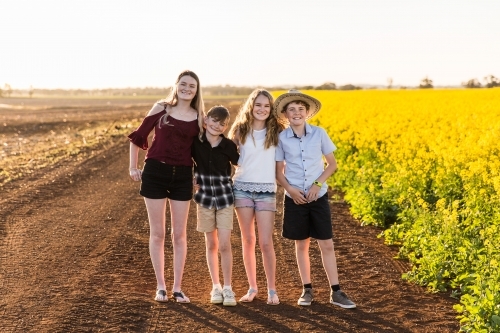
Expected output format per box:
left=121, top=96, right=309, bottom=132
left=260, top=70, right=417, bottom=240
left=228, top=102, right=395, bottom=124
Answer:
left=239, top=288, right=258, bottom=302
left=267, top=290, right=280, bottom=305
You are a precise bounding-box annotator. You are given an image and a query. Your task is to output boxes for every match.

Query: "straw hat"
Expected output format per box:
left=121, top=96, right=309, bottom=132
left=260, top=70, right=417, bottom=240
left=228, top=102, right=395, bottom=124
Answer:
left=274, top=89, right=322, bottom=120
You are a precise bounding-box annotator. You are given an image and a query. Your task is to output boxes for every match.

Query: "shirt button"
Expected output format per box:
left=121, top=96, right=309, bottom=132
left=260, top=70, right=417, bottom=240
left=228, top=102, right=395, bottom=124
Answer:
left=302, top=150, right=304, bottom=152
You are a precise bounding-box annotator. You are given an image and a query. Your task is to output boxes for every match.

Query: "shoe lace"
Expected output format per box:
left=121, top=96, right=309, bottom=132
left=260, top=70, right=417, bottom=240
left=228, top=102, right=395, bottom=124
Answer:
left=223, top=289, right=235, bottom=299
left=301, top=289, right=312, bottom=298
left=334, top=291, right=351, bottom=303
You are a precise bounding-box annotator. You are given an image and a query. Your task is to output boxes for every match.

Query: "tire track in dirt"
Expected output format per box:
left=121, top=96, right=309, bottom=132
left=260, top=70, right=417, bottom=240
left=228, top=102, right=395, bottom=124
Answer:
left=0, top=138, right=153, bottom=332
left=0, top=136, right=461, bottom=332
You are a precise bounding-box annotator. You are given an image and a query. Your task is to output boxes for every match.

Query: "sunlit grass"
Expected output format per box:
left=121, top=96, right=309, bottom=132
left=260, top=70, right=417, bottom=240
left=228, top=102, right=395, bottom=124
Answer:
left=0, top=120, right=141, bottom=187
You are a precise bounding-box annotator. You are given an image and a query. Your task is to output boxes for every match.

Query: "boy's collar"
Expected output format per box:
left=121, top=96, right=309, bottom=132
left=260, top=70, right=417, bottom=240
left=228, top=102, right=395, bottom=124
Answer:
left=286, top=123, right=312, bottom=138
left=202, top=132, right=227, bottom=147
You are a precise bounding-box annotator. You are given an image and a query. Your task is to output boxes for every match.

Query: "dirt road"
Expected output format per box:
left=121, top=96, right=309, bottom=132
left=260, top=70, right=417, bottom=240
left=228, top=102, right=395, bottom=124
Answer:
left=0, top=99, right=459, bottom=332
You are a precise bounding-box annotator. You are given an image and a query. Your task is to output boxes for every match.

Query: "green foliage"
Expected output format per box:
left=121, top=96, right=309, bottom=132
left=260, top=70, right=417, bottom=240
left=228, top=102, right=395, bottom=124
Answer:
left=308, top=89, right=500, bottom=332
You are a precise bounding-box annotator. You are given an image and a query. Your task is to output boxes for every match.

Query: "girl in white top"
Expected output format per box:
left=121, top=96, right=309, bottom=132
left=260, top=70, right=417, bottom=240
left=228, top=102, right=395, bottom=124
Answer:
left=229, top=89, right=285, bottom=305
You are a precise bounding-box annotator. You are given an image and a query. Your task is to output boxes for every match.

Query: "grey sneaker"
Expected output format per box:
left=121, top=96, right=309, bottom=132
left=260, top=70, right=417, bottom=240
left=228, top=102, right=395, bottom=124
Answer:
left=298, top=288, right=314, bottom=306
left=331, top=290, right=356, bottom=309
left=222, top=288, right=237, bottom=306
left=210, top=288, right=223, bottom=304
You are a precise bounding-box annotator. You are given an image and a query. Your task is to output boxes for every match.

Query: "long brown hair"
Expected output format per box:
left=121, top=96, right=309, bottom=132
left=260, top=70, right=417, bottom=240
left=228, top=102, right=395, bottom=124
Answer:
left=158, top=70, right=205, bottom=139
left=228, top=89, right=285, bottom=149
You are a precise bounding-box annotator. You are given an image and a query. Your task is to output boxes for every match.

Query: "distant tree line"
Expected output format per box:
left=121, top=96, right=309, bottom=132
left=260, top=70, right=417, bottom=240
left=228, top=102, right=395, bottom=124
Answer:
left=1, top=82, right=364, bottom=98
left=1, top=75, right=498, bottom=98
left=0, top=83, right=13, bottom=97
left=203, top=83, right=363, bottom=95
left=461, top=75, right=499, bottom=89
left=415, top=75, right=499, bottom=89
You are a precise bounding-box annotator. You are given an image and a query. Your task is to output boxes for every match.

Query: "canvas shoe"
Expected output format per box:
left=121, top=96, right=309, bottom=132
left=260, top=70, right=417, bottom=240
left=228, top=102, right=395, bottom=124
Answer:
left=297, top=288, right=314, bottom=306
left=222, top=288, right=237, bottom=306
left=330, top=290, right=356, bottom=309
left=210, top=287, right=223, bottom=304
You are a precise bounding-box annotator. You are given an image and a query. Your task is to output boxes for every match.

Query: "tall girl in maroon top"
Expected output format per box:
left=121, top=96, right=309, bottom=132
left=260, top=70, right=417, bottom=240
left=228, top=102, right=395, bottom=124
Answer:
left=128, top=70, right=204, bottom=303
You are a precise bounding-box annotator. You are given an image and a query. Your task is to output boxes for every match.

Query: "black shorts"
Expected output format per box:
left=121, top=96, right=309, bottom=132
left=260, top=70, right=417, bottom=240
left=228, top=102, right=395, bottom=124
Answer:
left=282, top=193, right=333, bottom=240
left=140, top=159, right=193, bottom=201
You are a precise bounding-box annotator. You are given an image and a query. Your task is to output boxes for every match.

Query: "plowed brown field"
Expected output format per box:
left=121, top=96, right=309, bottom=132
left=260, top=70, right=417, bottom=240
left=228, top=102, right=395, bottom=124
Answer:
left=0, top=97, right=459, bottom=332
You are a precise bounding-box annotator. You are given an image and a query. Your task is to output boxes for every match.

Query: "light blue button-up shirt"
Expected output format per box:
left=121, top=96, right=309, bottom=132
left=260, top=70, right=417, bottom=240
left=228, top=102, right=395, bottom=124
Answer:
left=276, top=123, right=336, bottom=198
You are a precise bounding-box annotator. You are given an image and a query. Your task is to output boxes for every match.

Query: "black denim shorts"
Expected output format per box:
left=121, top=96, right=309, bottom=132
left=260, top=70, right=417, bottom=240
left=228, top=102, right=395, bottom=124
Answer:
left=140, top=159, right=193, bottom=201
left=282, top=193, right=333, bottom=240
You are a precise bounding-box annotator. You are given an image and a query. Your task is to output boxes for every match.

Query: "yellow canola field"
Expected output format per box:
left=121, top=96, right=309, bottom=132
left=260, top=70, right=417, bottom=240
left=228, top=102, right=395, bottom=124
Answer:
left=273, top=89, right=500, bottom=332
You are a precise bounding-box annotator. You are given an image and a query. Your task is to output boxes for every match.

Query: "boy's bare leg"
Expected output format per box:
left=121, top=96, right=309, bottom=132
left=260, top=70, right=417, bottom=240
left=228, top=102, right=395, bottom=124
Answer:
left=144, top=198, right=168, bottom=298
left=316, top=239, right=340, bottom=286
left=217, top=229, right=233, bottom=287
left=235, top=208, right=258, bottom=290
left=255, top=211, right=276, bottom=291
left=204, top=230, right=220, bottom=285
left=295, top=238, right=312, bottom=284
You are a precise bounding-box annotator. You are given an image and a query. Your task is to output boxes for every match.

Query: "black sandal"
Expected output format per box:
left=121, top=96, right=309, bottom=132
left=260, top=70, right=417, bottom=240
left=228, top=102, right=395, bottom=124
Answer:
left=172, top=291, right=190, bottom=303
left=155, top=290, right=168, bottom=302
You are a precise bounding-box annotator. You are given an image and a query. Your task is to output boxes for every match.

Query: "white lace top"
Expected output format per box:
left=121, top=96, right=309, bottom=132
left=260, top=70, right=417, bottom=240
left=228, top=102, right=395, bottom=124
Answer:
left=233, top=128, right=277, bottom=193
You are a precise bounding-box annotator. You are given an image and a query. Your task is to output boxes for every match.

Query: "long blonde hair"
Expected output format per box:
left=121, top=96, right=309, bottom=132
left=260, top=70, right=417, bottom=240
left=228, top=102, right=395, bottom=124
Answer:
left=228, top=89, right=285, bottom=149
left=158, top=70, right=205, bottom=140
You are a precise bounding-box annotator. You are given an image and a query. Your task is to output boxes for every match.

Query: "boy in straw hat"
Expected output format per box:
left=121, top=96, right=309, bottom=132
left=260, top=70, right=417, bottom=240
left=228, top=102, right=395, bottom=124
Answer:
left=275, top=90, right=356, bottom=308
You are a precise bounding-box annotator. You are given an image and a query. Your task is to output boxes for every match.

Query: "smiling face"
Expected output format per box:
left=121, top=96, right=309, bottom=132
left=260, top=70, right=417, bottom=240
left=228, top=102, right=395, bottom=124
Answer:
left=284, top=101, right=310, bottom=127
left=204, top=116, right=229, bottom=137
left=252, top=94, right=271, bottom=122
left=176, top=75, right=198, bottom=102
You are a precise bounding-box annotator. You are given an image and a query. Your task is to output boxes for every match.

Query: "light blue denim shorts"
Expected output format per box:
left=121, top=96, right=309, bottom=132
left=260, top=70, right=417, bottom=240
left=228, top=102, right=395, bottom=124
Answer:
left=233, top=189, right=277, bottom=212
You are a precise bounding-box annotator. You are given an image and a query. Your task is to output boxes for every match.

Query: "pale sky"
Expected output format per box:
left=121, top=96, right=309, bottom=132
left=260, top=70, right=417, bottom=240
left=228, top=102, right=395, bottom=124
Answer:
left=2, top=0, right=499, bottom=89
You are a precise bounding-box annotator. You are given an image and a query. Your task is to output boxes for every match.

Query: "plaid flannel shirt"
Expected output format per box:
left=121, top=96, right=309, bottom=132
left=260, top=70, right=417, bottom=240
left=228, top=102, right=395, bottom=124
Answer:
left=192, top=133, right=239, bottom=210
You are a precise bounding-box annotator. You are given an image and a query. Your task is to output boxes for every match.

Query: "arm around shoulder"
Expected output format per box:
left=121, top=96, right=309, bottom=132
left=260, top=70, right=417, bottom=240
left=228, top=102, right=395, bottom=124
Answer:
left=228, top=140, right=240, bottom=165
left=146, top=102, right=167, bottom=117
left=229, top=127, right=240, bottom=146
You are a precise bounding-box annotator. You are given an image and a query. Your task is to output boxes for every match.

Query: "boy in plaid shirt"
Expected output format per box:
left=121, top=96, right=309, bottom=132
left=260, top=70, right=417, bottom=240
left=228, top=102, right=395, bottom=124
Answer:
left=192, top=106, right=239, bottom=306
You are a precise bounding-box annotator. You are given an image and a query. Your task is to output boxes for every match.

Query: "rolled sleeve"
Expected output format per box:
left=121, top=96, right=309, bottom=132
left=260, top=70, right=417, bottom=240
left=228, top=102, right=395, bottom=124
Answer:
left=320, top=128, right=336, bottom=155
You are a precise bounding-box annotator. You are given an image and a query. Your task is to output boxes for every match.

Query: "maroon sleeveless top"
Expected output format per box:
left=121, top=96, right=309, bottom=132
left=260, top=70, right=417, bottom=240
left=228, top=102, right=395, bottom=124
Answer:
left=128, top=109, right=199, bottom=167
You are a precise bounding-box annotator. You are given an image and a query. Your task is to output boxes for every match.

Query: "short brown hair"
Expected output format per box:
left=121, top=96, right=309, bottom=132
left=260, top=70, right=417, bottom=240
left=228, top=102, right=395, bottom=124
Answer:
left=282, top=100, right=310, bottom=113
left=207, top=105, right=230, bottom=122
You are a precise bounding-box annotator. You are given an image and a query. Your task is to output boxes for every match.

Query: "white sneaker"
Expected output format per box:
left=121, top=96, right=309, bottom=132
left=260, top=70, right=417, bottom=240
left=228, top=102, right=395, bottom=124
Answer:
left=210, top=288, right=223, bottom=304
left=222, top=288, right=237, bottom=306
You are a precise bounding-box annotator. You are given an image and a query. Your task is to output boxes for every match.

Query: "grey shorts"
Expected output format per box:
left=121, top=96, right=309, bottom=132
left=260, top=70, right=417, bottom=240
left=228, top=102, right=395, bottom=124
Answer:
left=233, top=189, right=277, bottom=212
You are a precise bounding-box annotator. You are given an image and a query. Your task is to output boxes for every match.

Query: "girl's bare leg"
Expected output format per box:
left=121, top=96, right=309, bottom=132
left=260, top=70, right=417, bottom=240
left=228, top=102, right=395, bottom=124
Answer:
left=169, top=199, right=190, bottom=296
left=256, top=210, right=279, bottom=304
left=255, top=211, right=277, bottom=291
left=235, top=207, right=258, bottom=300
left=144, top=198, right=167, bottom=300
